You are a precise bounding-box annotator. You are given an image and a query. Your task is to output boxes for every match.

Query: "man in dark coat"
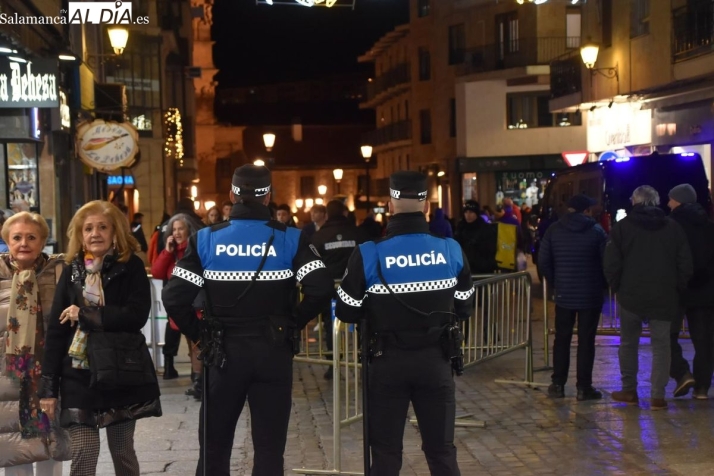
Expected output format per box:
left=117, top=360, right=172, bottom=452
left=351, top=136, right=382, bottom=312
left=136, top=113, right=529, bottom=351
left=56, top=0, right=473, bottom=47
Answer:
left=538, top=194, right=606, bottom=400
left=454, top=200, right=497, bottom=274
left=311, top=200, right=370, bottom=378
left=666, top=184, right=714, bottom=399
left=604, top=185, right=693, bottom=410
left=130, top=212, right=149, bottom=252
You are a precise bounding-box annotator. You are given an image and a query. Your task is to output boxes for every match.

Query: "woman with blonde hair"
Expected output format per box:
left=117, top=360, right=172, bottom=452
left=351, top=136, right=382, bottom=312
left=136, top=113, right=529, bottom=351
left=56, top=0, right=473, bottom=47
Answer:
left=38, top=201, right=161, bottom=476
left=203, top=205, right=222, bottom=226
left=0, top=212, right=71, bottom=475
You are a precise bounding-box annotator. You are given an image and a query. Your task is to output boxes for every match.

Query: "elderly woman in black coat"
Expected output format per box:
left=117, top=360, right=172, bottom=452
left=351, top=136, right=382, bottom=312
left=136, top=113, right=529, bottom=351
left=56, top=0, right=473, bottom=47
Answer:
left=38, top=200, right=161, bottom=475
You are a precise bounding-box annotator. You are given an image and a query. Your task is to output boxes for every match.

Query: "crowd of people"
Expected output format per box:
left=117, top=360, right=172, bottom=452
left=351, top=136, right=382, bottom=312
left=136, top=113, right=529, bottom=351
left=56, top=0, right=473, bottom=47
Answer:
left=539, top=184, right=714, bottom=410
left=3, top=167, right=713, bottom=476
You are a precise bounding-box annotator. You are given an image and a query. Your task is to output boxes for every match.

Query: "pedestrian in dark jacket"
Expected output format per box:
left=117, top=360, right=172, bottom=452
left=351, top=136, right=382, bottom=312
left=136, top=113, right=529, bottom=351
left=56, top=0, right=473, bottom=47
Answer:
left=666, top=184, right=714, bottom=399
left=429, top=208, right=453, bottom=238
left=455, top=201, right=497, bottom=274
left=39, top=200, right=161, bottom=474
left=359, top=212, right=383, bottom=239
left=538, top=194, right=606, bottom=401
left=604, top=185, right=693, bottom=410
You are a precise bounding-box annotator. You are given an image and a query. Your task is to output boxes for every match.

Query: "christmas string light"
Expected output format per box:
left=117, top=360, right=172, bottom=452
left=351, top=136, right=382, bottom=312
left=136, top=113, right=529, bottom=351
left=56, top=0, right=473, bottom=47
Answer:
left=164, top=108, right=184, bottom=166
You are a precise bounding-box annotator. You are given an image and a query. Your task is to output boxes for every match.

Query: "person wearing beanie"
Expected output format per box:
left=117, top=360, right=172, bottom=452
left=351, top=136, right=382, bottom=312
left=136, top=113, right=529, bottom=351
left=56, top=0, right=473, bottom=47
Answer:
left=455, top=200, right=497, bottom=274
left=162, top=164, right=333, bottom=475
left=337, top=170, right=474, bottom=475
left=667, top=183, right=714, bottom=400
left=538, top=194, right=607, bottom=400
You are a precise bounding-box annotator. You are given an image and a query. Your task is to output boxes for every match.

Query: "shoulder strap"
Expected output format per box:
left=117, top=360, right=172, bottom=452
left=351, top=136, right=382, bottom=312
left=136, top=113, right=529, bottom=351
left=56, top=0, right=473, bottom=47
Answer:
left=373, top=249, right=430, bottom=318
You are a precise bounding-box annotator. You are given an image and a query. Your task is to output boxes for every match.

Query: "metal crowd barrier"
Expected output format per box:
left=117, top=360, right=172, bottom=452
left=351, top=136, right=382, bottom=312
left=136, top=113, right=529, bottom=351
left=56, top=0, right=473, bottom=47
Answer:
left=143, top=275, right=166, bottom=372
left=293, top=317, right=364, bottom=475
left=293, top=272, right=538, bottom=473
left=542, top=281, right=690, bottom=354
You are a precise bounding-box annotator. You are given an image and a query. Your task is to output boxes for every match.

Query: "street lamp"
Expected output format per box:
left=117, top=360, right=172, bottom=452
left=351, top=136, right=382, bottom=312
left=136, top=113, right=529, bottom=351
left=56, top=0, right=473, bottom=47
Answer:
left=263, top=132, right=276, bottom=152
left=333, top=168, right=343, bottom=194
left=361, top=145, right=373, bottom=210
left=107, top=27, right=129, bottom=55
left=317, top=184, right=327, bottom=196
left=254, top=159, right=265, bottom=166
left=580, top=40, right=619, bottom=92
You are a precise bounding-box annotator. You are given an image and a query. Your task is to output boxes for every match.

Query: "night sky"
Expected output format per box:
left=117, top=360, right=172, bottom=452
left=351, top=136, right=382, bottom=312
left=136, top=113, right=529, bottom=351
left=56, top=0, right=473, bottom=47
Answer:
left=212, top=0, right=409, bottom=88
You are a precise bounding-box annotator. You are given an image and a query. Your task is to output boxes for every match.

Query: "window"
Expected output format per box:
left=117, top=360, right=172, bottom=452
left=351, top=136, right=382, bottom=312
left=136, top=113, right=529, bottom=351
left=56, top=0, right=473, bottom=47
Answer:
left=506, top=92, right=582, bottom=129
left=602, top=0, right=612, bottom=47
left=405, top=100, right=409, bottom=119
left=104, top=33, right=162, bottom=132
left=449, top=98, right=456, bottom=138
left=566, top=10, right=581, bottom=48
left=496, top=12, right=519, bottom=61
left=419, top=109, right=432, bottom=144
left=300, top=176, right=315, bottom=198
left=418, top=47, right=431, bottom=81
left=448, top=24, right=465, bottom=65
left=417, top=0, right=430, bottom=18
left=630, top=0, right=650, bottom=38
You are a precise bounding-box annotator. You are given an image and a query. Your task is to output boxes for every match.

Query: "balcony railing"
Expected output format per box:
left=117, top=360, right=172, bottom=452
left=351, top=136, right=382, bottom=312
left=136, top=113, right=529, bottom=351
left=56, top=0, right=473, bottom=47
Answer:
left=673, top=0, right=714, bottom=62
left=458, top=37, right=580, bottom=76
left=365, top=63, right=411, bottom=102
left=363, top=120, right=412, bottom=148
left=549, top=52, right=582, bottom=99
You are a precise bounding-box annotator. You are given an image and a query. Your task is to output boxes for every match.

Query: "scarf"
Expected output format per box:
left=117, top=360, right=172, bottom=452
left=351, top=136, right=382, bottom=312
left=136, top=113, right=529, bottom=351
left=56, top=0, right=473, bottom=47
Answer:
left=68, top=252, right=106, bottom=369
left=4, top=254, right=50, bottom=438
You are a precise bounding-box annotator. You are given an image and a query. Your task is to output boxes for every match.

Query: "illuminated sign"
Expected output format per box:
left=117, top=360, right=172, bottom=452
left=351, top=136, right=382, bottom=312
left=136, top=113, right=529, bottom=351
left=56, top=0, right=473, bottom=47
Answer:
left=0, top=57, right=59, bottom=108
left=107, top=175, right=135, bottom=186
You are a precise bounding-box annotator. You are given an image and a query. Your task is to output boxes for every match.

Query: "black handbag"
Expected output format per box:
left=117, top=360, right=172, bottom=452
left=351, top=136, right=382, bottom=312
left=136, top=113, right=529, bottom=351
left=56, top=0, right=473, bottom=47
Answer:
left=87, top=331, right=158, bottom=390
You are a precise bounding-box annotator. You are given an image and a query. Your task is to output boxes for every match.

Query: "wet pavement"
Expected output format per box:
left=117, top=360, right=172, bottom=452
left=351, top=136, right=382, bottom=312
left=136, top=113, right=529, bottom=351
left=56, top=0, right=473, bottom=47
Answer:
left=35, top=274, right=714, bottom=475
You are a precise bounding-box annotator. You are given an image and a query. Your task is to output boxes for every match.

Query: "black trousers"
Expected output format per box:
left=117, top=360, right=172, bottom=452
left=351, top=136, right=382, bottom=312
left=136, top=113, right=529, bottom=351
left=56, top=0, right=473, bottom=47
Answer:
left=368, top=345, right=459, bottom=476
left=670, top=307, right=714, bottom=391
left=551, top=306, right=601, bottom=388
left=195, top=335, right=293, bottom=476
left=163, top=324, right=182, bottom=357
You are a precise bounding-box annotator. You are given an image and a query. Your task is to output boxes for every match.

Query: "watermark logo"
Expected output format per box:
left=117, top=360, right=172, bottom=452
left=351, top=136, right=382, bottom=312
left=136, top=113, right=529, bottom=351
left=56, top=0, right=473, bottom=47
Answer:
left=68, top=1, right=148, bottom=24
left=0, top=1, right=149, bottom=25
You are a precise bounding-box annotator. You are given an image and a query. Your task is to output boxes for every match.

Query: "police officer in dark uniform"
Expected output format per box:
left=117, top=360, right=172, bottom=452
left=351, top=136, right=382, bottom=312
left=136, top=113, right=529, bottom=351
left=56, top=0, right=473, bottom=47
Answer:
left=162, top=165, right=333, bottom=476
left=336, top=171, right=474, bottom=476
left=311, top=199, right=370, bottom=378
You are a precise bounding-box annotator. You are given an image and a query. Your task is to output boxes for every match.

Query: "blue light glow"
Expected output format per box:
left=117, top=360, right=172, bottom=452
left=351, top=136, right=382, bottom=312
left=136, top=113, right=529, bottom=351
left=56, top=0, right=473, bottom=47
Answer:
left=680, top=153, right=696, bottom=158
left=615, top=157, right=630, bottom=162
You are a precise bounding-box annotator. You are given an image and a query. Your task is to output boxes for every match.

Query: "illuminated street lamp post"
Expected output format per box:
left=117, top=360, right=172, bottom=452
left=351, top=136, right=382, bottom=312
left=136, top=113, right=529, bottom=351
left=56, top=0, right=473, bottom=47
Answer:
left=333, top=168, right=343, bottom=194
left=361, top=145, right=373, bottom=210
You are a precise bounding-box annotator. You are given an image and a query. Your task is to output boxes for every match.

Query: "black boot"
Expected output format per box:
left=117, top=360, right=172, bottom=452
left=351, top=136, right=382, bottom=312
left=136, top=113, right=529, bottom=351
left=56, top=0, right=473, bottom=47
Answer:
left=192, top=373, right=203, bottom=401
left=163, top=356, right=179, bottom=380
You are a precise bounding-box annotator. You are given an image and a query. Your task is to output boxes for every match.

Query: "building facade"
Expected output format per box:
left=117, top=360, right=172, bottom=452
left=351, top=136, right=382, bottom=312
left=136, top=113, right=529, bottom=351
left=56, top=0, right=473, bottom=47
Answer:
left=550, top=0, right=714, bottom=187
left=359, top=0, right=587, bottom=217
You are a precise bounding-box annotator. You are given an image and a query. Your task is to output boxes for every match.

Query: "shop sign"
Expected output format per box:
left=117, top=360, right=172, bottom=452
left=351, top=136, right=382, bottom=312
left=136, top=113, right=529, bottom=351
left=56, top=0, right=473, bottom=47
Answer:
left=107, top=174, right=135, bottom=186
left=0, top=57, right=59, bottom=108
left=76, top=119, right=139, bottom=172
left=587, top=102, right=651, bottom=152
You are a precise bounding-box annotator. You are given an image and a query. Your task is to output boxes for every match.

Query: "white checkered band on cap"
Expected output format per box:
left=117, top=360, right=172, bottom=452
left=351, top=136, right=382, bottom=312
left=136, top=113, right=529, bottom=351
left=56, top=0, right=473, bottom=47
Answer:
left=390, top=188, right=427, bottom=201
left=231, top=184, right=271, bottom=197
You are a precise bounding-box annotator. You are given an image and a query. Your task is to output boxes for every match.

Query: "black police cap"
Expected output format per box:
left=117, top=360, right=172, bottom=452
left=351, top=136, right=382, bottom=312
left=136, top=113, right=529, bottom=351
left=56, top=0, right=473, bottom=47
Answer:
left=231, top=165, right=271, bottom=197
left=389, top=171, right=427, bottom=201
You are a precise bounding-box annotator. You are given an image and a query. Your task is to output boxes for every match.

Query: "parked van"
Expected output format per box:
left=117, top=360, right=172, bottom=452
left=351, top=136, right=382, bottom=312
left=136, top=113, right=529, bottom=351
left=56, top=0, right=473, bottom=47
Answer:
left=533, top=152, right=712, bottom=278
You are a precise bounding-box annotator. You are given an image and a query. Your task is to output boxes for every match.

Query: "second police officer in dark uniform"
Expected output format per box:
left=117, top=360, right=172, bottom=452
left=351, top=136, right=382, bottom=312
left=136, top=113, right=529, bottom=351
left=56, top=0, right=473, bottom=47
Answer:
left=336, top=171, right=475, bottom=476
left=162, top=165, right=333, bottom=476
